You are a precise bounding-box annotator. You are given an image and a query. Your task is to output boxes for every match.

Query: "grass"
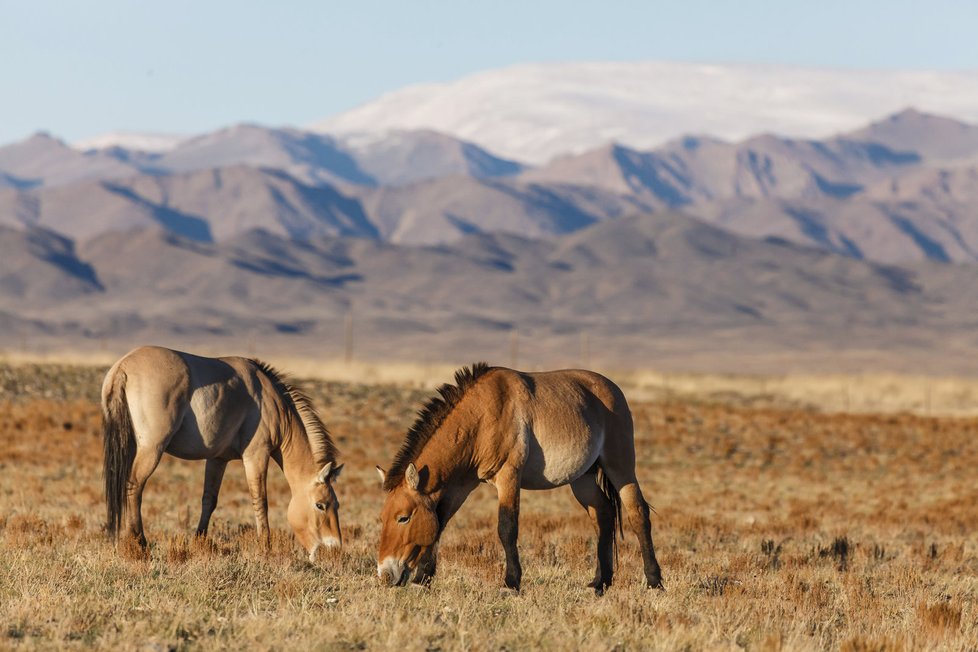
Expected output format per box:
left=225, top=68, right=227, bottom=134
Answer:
left=1, top=363, right=977, bottom=649
left=7, top=349, right=978, bottom=416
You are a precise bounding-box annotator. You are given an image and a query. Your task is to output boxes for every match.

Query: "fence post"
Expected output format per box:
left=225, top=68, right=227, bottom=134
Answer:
left=509, top=329, right=519, bottom=368
left=344, top=312, right=354, bottom=365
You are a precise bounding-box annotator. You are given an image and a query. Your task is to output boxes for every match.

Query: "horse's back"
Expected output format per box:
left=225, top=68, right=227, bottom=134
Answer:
left=490, top=368, right=630, bottom=489
left=109, top=346, right=255, bottom=394
left=104, top=347, right=261, bottom=458
left=508, top=368, right=629, bottom=422
left=105, top=346, right=192, bottom=403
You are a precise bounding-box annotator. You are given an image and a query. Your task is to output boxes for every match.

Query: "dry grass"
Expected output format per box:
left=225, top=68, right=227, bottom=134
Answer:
left=623, top=370, right=978, bottom=417
left=1, top=364, right=978, bottom=650
left=6, top=349, right=978, bottom=416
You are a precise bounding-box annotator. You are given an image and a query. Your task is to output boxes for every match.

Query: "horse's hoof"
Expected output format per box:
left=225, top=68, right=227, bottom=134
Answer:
left=588, top=580, right=611, bottom=596
left=499, top=586, right=520, bottom=597
left=411, top=573, right=434, bottom=588
left=647, top=580, right=666, bottom=592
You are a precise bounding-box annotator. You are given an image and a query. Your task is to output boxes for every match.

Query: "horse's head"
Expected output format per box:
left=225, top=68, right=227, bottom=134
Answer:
left=288, top=461, right=343, bottom=561
left=376, top=463, right=439, bottom=587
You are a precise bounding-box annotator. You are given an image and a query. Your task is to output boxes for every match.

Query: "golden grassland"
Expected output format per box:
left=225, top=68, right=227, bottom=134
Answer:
left=6, top=349, right=978, bottom=416
left=1, top=363, right=977, bottom=650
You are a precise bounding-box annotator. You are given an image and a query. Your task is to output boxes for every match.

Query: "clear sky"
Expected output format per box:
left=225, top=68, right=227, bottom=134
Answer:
left=2, top=0, right=977, bottom=145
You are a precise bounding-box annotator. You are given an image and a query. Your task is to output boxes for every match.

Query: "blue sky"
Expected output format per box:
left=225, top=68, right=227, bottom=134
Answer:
left=2, top=0, right=977, bottom=145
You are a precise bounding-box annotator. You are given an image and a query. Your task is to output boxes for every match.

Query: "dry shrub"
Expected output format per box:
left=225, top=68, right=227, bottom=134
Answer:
left=3, top=513, right=62, bottom=546
left=118, top=536, right=150, bottom=562
left=917, top=600, right=962, bottom=637
left=189, top=533, right=224, bottom=558
left=274, top=576, right=302, bottom=606
left=165, top=534, right=191, bottom=564
left=6, top=512, right=47, bottom=533
left=840, top=636, right=904, bottom=652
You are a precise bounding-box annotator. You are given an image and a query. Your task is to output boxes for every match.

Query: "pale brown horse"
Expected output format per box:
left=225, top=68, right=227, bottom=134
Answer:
left=102, top=346, right=343, bottom=560
left=376, top=363, right=662, bottom=594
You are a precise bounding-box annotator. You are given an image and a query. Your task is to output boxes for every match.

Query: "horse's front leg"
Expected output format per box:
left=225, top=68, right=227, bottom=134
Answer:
left=494, top=466, right=523, bottom=592
left=412, top=543, right=438, bottom=586
left=196, top=458, right=228, bottom=536
left=242, top=454, right=271, bottom=551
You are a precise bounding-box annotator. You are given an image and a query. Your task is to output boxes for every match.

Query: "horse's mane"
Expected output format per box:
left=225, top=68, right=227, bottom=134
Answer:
left=251, top=359, right=337, bottom=466
left=384, top=362, right=495, bottom=491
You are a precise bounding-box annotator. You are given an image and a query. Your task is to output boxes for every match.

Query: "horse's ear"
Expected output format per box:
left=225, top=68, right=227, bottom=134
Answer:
left=405, top=464, right=429, bottom=492
left=330, top=463, right=343, bottom=481
left=376, top=466, right=387, bottom=484
left=406, top=463, right=420, bottom=491
left=315, top=462, right=333, bottom=485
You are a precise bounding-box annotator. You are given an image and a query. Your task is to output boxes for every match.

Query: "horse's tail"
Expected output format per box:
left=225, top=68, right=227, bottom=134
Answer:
left=595, top=465, right=624, bottom=566
left=103, top=369, right=135, bottom=538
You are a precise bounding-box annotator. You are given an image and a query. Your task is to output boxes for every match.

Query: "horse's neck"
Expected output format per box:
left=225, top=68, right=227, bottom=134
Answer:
left=266, top=395, right=317, bottom=487
left=414, top=409, right=483, bottom=501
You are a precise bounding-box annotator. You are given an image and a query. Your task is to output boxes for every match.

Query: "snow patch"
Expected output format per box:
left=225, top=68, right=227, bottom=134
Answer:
left=73, top=132, right=187, bottom=153
left=311, top=61, right=978, bottom=164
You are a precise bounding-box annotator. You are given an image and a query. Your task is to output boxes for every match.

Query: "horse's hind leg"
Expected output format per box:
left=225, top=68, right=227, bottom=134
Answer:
left=600, top=403, right=664, bottom=590
left=125, top=446, right=164, bottom=547
left=196, top=458, right=229, bottom=536
left=570, top=474, right=616, bottom=595
left=617, top=481, right=663, bottom=589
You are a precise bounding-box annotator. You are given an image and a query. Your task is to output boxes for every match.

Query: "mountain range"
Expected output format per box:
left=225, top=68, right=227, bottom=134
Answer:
left=4, top=108, right=978, bottom=262
left=6, top=213, right=978, bottom=373
left=4, top=92, right=978, bottom=370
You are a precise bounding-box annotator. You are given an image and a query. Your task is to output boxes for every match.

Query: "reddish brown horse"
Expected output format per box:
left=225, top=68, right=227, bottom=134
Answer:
left=376, top=363, right=662, bottom=594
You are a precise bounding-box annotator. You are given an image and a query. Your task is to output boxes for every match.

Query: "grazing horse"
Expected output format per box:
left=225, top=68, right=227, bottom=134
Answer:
left=376, top=363, right=662, bottom=595
left=102, top=346, right=343, bottom=560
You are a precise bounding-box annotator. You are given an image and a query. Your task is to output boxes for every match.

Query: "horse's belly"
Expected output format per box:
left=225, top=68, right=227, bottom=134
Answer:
left=165, top=419, right=231, bottom=459
left=520, top=426, right=603, bottom=490
left=165, top=388, right=249, bottom=460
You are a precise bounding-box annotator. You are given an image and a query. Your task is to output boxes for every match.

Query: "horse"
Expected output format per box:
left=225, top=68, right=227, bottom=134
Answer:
left=101, top=345, right=344, bottom=560
left=375, top=362, right=662, bottom=595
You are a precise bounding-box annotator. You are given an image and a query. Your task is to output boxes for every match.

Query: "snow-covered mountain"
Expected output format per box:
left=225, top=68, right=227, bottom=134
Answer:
left=73, top=132, right=187, bottom=153
left=311, top=61, right=978, bottom=164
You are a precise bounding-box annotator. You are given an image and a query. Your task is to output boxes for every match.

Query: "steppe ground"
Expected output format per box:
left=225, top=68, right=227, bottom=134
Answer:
left=1, top=362, right=977, bottom=650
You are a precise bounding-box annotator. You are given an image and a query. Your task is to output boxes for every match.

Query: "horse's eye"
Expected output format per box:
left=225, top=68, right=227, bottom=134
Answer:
left=315, top=502, right=327, bottom=511
left=396, top=514, right=411, bottom=524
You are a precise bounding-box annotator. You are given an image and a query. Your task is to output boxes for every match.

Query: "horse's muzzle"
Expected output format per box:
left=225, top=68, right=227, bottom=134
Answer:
left=378, top=558, right=411, bottom=587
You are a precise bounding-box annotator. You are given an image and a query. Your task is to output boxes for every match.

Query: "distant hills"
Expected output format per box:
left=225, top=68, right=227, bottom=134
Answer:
left=5, top=213, right=978, bottom=373
left=4, top=109, right=978, bottom=262
left=4, top=100, right=978, bottom=371
left=1, top=126, right=523, bottom=190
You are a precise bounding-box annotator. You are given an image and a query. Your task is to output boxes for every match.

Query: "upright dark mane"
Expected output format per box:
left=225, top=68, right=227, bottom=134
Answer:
left=384, top=362, right=495, bottom=491
left=251, top=359, right=337, bottom=465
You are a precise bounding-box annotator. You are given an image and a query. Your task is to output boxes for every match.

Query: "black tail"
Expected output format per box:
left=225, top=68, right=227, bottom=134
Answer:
left=595, top=465, right=624, bottom=566
left=103, top=371, right=135, bottom=538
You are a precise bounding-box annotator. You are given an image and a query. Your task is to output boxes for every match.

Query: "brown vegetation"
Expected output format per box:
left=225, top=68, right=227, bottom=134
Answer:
left=1, top=363, right=977, bottom=649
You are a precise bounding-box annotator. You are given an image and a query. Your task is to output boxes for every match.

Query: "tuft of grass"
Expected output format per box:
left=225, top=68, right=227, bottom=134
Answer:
left=917, top=600, right=962, bottom=638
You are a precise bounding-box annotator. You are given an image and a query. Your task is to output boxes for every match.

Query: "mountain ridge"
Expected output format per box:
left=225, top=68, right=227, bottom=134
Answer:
left=4, top=109, right=978, bottom=264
